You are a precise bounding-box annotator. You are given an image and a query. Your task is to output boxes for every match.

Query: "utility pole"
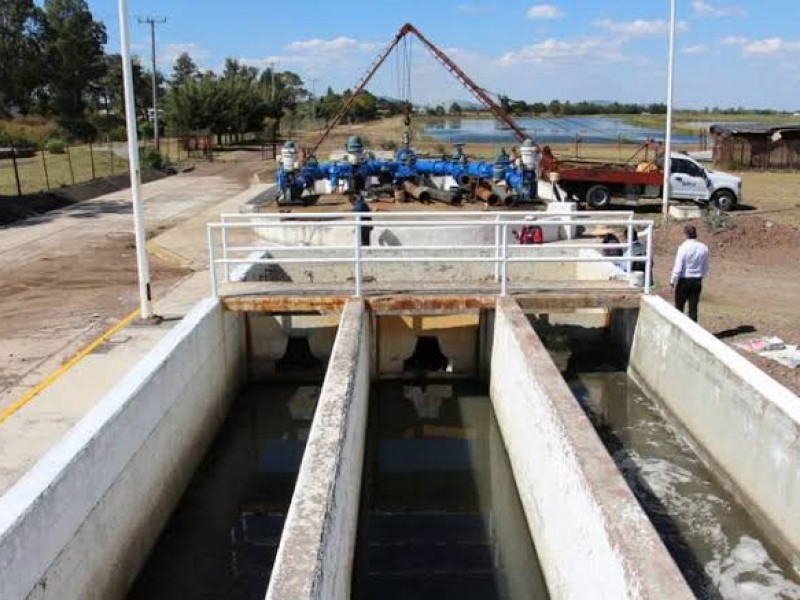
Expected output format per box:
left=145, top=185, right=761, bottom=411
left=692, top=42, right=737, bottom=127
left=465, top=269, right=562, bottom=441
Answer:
left=138, top=16, right=167, bottom=152
left=120, top=1, right=154, bottom=320
left=310, top=77, right=318, bottom=127
left=269, top=61, right=278, bottom=102
left=662, top=0, right=677, bottom=220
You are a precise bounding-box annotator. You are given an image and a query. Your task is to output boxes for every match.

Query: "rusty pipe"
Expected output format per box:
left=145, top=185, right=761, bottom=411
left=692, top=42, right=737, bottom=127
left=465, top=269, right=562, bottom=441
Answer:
left=402, top=180, right=432, bottom=202
left=475, top=183, right=499, bottom=205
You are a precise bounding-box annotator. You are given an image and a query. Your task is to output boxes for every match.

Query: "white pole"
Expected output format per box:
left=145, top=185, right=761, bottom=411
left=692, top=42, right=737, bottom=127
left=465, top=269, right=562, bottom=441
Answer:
left=119, top=0, right=154, bottom=319
left=662, top=0, right=677, bottom=219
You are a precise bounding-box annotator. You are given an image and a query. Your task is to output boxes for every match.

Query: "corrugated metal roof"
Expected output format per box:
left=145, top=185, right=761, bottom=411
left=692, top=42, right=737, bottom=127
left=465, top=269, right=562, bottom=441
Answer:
left=710, top=122, right=800, bottom=135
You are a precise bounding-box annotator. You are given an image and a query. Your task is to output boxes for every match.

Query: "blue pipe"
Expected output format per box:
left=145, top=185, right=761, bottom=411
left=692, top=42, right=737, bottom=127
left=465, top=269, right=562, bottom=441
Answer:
left=278, top=154, right=536, bottom=200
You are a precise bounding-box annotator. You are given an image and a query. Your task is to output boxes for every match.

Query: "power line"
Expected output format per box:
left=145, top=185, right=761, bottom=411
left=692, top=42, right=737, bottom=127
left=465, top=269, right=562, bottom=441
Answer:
left=137, top=16, right=166, bottom=152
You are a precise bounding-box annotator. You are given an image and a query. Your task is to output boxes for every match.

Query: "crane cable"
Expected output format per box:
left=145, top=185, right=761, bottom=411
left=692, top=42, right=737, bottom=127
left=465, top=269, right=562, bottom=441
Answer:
left=400, top=36, right=413, bottom=145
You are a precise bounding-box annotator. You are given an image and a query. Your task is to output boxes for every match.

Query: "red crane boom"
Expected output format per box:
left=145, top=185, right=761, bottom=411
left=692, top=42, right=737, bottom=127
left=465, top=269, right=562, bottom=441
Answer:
left=305, top=23, right=529, bottom=161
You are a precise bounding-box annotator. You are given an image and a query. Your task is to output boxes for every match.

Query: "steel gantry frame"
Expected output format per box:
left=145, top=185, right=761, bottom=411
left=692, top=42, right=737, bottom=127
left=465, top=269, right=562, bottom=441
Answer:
left=305, top=23, right=529, bottom=161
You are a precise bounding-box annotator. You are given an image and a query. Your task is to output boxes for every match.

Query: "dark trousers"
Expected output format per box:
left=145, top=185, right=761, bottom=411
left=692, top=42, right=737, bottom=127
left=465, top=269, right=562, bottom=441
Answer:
left=360, top=226, right=372, bottom=247
left=675, top=277, right=702, bottom=322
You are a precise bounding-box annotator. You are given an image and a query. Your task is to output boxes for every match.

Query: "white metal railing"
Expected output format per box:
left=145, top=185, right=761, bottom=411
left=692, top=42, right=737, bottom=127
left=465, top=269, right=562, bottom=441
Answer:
left=206, top=211, right=654, bottom=297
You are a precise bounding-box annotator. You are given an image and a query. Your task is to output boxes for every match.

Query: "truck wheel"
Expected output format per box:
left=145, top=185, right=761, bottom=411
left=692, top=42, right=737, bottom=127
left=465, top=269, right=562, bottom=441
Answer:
left=711, top=190, right=737, bottom=212
left=586, top=185, right=611, bottom=209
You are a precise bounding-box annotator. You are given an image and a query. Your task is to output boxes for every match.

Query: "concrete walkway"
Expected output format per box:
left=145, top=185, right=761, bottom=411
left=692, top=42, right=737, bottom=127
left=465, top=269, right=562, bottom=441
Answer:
left=0, top=176, right=270, bottom=495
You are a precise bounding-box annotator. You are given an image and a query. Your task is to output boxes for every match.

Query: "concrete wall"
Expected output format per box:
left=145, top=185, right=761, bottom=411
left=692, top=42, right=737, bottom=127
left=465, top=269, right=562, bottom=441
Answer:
left=629, top=295, right=800, bottom=568
left=376, top=314, right=479, bottom=375
left=247, top=313, right=340, bottom=379
left=266, top=299, right=371, bottom=600
left=0, top=298, right=246, bottom=600
left=490, top=297, right=692, bottom=599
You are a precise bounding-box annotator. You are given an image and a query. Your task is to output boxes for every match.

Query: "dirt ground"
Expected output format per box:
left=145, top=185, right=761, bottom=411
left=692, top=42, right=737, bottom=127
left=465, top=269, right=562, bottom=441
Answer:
left=0, top=150, right=263, bottom=408
left=651, top=214, right=800, bottom=395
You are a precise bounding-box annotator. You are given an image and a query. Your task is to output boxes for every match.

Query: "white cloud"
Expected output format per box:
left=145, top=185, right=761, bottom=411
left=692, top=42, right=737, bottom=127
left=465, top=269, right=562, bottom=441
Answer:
left=526, top=4, right=564, bottom=19
left=682, top=44, right=709, bottom=55
left=721, top=36, right=749, bottom=45
left=286, top=36, right=379, bottom=54
left=593, top=19, right=689, bottom=38
left=160, top=43, right=209, bottom=65
left=720, top=36, right=800, bottom=56
left=499, top=37, right=623, bottom=66
left=742, top=38, right=800, bottom=56
left=691, top=1, right=747, bottom=17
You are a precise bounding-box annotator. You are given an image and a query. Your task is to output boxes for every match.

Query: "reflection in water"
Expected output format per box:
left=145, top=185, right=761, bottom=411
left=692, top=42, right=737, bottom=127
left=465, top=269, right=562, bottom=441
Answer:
left=560, top=347, right=800, bottom=600
left=128, top=384, right=320, bottom=600
left=353, top=381, right=548, bottom=600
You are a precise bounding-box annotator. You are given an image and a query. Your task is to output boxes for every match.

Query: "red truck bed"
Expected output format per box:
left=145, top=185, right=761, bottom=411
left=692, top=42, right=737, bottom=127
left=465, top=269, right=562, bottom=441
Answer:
left=556, top=165, right=663, bottom=187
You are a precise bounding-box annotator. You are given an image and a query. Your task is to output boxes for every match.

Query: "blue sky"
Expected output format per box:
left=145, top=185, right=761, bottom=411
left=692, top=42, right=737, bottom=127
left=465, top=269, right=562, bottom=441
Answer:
left=93, top=0, right=800, bottom=110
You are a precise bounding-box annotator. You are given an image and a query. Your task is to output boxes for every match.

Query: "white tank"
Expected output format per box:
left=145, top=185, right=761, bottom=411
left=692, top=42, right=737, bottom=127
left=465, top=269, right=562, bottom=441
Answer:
left=520, top=139, right=536, bottom=170
left=281, top=142, right=297, bottom=172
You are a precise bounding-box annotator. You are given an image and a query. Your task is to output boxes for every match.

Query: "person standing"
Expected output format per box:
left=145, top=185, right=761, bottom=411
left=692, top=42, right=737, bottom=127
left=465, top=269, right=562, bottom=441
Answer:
left=349, top=194, right=373, bottom=247
left=670, top=224, right=709, bottom=322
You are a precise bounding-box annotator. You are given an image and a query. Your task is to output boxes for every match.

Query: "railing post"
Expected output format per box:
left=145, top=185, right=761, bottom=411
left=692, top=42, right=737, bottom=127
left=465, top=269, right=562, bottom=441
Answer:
left=207, top=225, right=218, bottom=297
left=644, top=222, right=654, bottom=294
left=494, top=213, right=501, bottom=282
left=353, top=218, right=362, bottom=297
left=500, top=223, right=509, bottom=296
left=626, top=214, right=633, bottom=277
left=221, top=214, right=230, bottom=283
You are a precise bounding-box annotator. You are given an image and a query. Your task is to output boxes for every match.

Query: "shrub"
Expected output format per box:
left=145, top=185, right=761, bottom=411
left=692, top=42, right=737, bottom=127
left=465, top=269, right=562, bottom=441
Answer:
left=57, top=118, right=97, bottom=142
left=107, top=126, right=128, bottom=142
left=139, top=147, right=163, bottom=170
left=139, top=121, right=154, bottom=139
left=0, top=117, right=57, bottom=148
left=45, top=138, right=66, bottom=154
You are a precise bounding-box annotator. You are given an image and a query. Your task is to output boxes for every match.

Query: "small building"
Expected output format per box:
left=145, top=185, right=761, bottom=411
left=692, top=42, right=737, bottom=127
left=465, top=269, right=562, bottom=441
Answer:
left=711, top=123, right=800, bottom=170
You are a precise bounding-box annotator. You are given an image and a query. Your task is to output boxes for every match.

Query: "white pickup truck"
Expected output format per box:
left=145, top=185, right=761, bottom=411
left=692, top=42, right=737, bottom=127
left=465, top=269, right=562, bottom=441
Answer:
left=557, top=152, right=743, bottom=211
left=668, top=153, right=742, bottom=211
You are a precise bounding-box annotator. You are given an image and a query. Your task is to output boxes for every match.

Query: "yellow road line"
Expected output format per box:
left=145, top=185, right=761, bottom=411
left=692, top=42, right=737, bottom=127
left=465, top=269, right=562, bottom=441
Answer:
left=0, top=309, right=140, bottom=425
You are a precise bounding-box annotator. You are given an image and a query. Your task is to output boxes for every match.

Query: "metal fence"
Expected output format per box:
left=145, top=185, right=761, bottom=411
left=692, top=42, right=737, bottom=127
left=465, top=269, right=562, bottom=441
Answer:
left=206, top=211, right=654, bottom=298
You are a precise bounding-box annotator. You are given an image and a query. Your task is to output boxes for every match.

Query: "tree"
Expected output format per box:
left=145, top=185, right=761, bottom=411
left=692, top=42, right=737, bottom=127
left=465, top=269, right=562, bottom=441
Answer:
left=530, top=102, right=547, bottom=115
left=350, top=90, right=378, bottom=122
left=449, top=102, right=462, bottom=115
left=0, top=0, right=45, bottom=114
left=548, top=99, right=562, bottom=116
left=41, top=0, right=107, bottom=128
left=95, top=54, right=150, bottom=121
left=171, top=52, right=199, bottom=88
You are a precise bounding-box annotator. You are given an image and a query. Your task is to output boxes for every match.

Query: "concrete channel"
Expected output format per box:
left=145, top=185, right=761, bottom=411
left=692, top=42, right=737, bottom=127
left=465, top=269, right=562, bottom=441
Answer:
left=1, top=233, right=799, bottom=599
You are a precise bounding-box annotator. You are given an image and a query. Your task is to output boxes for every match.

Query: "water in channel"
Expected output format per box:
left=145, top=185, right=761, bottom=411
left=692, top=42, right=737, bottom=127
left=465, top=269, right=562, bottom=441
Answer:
left=128, top=383, right=321, bottom=600
left=352, top=380, right=549, bottom=600
left=555, top=342, right=800, bottom=600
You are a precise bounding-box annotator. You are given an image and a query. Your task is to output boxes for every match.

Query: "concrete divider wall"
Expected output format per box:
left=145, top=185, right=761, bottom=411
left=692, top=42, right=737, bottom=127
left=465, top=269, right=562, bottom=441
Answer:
left=629, top=295, right=800, bottom=567
left=490, top=297, right=692, bottom=599
left=0, top=298, right=246, bottom=600
left=266, top=299, right=370, bottom=600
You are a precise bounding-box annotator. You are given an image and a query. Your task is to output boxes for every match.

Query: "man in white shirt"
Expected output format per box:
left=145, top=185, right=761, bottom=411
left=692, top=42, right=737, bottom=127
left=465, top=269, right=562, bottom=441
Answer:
left=670, top=224, right=709, bottom=322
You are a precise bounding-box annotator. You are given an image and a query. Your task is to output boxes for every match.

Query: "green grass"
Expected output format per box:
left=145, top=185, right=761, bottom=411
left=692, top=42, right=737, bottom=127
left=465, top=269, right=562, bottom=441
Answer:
left=620, top=112, right=798, bottom=133
left=0, top=138, right=197, bottom=196
left=0, top=145, right=129, bottom=196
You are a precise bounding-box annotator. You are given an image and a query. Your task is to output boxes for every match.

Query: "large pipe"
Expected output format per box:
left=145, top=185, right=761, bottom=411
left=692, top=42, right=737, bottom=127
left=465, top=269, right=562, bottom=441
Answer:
left=423, top=186, right=458, bottom=205
left=402, top=180, right=431, bottom=202
left=475, top=183, right=499, bottom=205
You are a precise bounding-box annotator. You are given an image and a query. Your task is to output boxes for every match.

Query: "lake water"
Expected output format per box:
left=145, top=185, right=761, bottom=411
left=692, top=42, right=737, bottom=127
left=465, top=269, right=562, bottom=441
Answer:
left=423, top=117, right=700, bottom=145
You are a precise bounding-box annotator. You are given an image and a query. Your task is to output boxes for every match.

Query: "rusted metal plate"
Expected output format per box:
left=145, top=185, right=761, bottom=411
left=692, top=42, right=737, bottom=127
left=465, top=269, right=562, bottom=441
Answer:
left=222, top=296, right=348, bottom=313
left=222, top=291, right=641, bottom=314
